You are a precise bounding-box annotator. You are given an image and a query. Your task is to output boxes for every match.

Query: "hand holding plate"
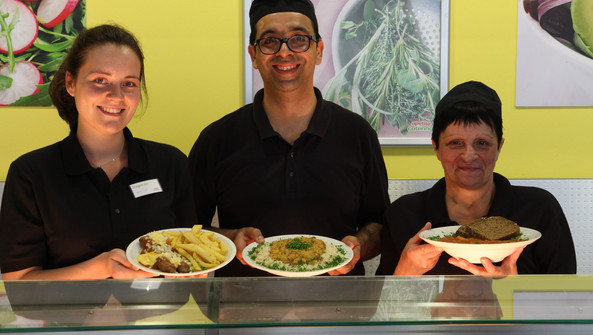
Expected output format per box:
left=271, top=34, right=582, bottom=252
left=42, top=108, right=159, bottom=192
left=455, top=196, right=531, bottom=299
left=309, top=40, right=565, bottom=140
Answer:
left=233, top=227, right=265, bottom=265
left=448, top=245, right=525, bottom=276
left=394, top=222, right=444, bottom=275
left=328, top=235, right=360, bottom=276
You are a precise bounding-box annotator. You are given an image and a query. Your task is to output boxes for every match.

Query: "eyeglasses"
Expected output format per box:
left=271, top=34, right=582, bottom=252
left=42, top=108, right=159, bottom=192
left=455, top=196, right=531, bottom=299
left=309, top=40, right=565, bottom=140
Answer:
left=254, top=35, right=319, bottom=55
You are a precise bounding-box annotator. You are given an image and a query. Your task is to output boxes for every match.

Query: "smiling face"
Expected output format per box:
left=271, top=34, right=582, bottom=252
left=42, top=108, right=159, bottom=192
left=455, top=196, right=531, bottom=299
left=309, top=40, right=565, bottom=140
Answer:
left=65, top=43, right=141, bottom=137
left=434, top=121, right=504, bottom=190
left=248, top=12, right=323, bottom=95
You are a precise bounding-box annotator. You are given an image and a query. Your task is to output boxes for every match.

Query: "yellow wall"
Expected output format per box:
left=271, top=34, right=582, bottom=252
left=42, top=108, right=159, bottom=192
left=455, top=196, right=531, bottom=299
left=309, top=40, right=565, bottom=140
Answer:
left=1, top=0, right=592, bottom=181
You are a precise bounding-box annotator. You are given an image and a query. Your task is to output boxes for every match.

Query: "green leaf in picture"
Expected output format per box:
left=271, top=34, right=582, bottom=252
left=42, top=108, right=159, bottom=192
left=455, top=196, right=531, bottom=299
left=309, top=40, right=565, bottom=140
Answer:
left=0, top=75, right=13, bottom=90
left=65, top=13, right=73, bottom=33
left=38, top=56, right=65, bottom=72
left=10, top=83, right=52, bottom=107
left=52, top=21, right=64, bottom=33
left=340, top=21, right=357, bottom=30
left=395, top=68, right=415, bottom=87
left=34, top=39, right=74, bottom=52
left=385, top=112, right=397, bottom=127
left=363, top=0, right=377, bottom=22
left=345, top=31, right=358, bottom=40
left=35, top=52, right=66, bottom=64
left=397, top=114, right=409, bottom=136
left=402, top=78, right=425, bottom=94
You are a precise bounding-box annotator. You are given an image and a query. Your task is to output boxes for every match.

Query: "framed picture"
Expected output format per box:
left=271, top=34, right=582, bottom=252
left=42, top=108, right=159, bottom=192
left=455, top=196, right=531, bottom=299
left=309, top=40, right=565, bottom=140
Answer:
left=243, top=0, right=449, bottom=145
left=516, top=0, right=593, bottom=107
left=0, top=0, right=86, bottom=107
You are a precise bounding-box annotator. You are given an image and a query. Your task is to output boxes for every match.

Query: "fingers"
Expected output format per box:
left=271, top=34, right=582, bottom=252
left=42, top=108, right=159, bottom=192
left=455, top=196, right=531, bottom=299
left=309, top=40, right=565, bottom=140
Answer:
left=448, top=256, right=481, bottom=274
left=411, top=222, right=432, bottom=244
left=506, top=246, right=525, bottom=264
left=109, top=249, right=136, bottom=269
left=328, top=261, right=354, bottom=276
left=234, top=227, right=265, bottom=265
left=245, top=227, right=264, bottom=244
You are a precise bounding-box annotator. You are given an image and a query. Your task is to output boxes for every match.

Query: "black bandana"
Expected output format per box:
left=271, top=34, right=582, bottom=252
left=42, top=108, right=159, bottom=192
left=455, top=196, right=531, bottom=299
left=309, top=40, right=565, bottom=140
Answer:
left=435, top=81, right=501, bottom=116
left=249, top=0, right=320, bottom=44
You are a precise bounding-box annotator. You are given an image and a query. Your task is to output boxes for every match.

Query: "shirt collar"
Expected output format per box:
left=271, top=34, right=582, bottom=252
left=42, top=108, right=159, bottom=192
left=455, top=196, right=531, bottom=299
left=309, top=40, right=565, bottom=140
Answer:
left=252, top=87, right=331, bottom=140
left=61, top=127, right=147, bottom=175
left=425, top=173, right=515, bottom=226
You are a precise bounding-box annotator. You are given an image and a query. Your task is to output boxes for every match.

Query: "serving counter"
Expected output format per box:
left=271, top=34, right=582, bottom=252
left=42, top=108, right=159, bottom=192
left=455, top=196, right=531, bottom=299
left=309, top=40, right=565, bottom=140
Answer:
left=0, top=275, right=592, bottom=334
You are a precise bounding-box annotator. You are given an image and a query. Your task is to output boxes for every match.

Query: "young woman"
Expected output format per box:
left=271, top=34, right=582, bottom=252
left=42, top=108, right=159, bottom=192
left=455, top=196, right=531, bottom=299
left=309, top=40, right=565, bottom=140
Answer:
left=0, top=25, right=197, bottom=280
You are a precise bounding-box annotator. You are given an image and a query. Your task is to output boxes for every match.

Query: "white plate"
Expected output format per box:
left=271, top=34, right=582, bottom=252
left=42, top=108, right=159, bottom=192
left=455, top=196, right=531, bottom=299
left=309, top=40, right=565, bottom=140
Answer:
left=126, top=228, right=236, bottom=277
left=242, top=234, right=354, bottom=277
left=419, top=226, right=542, bottom=264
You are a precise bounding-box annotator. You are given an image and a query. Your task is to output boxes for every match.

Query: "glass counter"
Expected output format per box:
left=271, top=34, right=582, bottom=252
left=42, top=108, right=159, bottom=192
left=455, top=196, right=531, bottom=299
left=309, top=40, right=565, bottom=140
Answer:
left=1, top=275, right=592, bottom=334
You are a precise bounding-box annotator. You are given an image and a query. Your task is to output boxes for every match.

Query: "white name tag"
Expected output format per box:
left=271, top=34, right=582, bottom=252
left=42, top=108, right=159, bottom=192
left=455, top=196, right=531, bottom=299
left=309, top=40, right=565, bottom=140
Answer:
left=129, top=179, right=163, bottom=198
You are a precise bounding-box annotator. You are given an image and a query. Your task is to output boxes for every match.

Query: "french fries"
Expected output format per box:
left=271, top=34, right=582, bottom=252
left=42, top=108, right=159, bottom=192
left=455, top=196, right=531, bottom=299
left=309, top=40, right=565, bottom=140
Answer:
left=171, top=225, right=228, bottom=271
left=139, top=225, right=228, bottom=273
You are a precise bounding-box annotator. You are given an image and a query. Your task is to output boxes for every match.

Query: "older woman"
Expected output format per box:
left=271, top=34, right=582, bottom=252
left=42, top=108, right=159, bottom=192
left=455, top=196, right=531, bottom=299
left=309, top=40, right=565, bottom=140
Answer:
left=376, top=81, right=576, bottom=275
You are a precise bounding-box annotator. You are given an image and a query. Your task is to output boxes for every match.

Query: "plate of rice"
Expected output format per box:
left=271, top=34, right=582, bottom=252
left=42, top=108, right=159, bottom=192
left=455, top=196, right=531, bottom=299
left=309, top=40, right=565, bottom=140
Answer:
left=242, top=234, right=354, bottom=277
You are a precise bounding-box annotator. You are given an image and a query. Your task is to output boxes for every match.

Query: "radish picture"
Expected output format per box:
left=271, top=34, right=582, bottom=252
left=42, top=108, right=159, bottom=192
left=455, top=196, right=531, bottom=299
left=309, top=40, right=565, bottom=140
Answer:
left=0, top=61, right=43, bottom=106
left=0, top=0, right=39, bottom=54
left=37, top=0, right=80, bottom=28
left=0, top=0, right=84, bottom=106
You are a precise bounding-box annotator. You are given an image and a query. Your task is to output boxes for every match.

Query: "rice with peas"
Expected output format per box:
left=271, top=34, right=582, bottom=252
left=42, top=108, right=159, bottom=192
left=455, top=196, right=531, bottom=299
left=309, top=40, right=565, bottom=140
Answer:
left=248, top=237, right=348, bottom=272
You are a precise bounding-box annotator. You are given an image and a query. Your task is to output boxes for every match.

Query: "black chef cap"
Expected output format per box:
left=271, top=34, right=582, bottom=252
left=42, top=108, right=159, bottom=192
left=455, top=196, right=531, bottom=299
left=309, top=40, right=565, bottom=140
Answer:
left=249, top=0, right=320, bottom=44
left=435, top=81, right=501, bottom=116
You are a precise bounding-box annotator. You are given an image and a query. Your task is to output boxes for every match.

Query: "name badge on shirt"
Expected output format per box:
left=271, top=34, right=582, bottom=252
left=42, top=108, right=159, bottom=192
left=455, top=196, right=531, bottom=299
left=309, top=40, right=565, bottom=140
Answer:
left=129, top=179, right=163, bottom=198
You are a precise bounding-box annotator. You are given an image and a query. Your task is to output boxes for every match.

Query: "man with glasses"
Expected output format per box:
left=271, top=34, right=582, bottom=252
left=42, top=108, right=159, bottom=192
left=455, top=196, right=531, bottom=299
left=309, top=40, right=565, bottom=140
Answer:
left=188, top=0, right=390, bottom=277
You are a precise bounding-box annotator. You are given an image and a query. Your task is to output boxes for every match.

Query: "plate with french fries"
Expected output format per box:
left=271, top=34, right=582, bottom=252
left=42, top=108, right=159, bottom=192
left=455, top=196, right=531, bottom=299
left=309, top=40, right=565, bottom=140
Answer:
left=126, top=225, right=236, bottom=277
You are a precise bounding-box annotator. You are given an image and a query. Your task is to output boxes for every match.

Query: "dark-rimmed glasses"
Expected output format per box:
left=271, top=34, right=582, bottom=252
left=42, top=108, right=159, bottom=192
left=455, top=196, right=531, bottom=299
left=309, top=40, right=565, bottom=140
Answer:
left=254, top=35, right=319, bottom=55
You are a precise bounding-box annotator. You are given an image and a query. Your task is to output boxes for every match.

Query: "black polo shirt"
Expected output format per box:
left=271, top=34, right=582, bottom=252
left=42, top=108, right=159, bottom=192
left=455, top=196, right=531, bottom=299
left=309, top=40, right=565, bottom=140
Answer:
left=189, top=88, right=390, bottom=276
left=0, top=128, right=197, bottom=273
left=376, top=173, right=577, bottom=275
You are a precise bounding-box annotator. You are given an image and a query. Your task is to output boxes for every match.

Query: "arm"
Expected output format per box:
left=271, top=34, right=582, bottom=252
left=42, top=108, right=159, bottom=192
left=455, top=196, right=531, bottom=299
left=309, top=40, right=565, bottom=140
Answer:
left=329, top=126, right=390, bottom=276
left=329, top=222, right=382, bottom=275
left=2, top=249, right=156, bottom=280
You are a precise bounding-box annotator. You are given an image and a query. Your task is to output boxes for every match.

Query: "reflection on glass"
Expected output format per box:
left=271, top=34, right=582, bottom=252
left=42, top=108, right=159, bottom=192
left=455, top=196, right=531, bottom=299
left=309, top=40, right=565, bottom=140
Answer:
left=430, top=276, right=503, bottom=320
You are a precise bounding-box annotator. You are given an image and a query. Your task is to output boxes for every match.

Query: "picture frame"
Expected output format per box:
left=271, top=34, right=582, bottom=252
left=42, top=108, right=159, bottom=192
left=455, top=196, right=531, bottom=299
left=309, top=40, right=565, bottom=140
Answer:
left=243, top=0, right=449, bottom=145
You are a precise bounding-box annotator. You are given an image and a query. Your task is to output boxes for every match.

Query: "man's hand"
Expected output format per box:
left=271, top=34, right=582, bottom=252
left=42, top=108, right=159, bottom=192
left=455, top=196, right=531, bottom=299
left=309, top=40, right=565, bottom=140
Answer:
left=328, top=222, right=382, bottom=276
left=328, top=235, right=360, bottom=275
left=230, top=227, right=264, bottom=265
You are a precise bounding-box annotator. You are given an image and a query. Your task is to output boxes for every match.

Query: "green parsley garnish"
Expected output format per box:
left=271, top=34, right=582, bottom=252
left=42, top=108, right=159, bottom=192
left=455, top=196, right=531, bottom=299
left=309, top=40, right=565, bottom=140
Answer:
left=285, top=238, right=312, bottom=250
left=427, top=232, right=455, bottom=241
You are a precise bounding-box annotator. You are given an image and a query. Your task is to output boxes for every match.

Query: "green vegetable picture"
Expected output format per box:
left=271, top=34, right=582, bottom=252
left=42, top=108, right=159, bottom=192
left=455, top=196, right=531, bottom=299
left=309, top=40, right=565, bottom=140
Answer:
left=524, top=0, right=593, bottom=58
left=322, top=0, right=441, bottom=137
left=0, top=0, right=85, bottom=107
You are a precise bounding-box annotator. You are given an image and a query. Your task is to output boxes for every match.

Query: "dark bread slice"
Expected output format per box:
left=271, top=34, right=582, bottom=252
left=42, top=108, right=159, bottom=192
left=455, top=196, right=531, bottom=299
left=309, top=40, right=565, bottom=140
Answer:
left=456, top=216, right=520, bottom=241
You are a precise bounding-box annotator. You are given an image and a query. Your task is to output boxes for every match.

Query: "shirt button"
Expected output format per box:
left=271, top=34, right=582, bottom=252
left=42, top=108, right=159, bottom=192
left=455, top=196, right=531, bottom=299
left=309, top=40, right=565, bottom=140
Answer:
left=114, top=208, right=121, bottom=214
left=289, top=172, right=294, bottom=177
left=290, top=152, right=294, bottom=158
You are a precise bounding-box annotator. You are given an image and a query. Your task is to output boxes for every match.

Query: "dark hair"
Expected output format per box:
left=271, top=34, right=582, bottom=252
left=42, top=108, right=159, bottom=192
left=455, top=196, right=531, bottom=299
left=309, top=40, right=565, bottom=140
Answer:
left=431, top=101, right=503, bottom=149
left=49, top=24, right=147, bottom=132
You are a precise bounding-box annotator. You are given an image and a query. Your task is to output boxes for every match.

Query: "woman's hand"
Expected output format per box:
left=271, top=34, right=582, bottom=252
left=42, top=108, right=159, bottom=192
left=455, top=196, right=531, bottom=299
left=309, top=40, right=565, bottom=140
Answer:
left=448, top=246, right=525, bottom=276
left=104, top=249, right=157, bottom=279
left=231, top=227, right=264, bottom=265
left=393, top=222, right=443, bottom=275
